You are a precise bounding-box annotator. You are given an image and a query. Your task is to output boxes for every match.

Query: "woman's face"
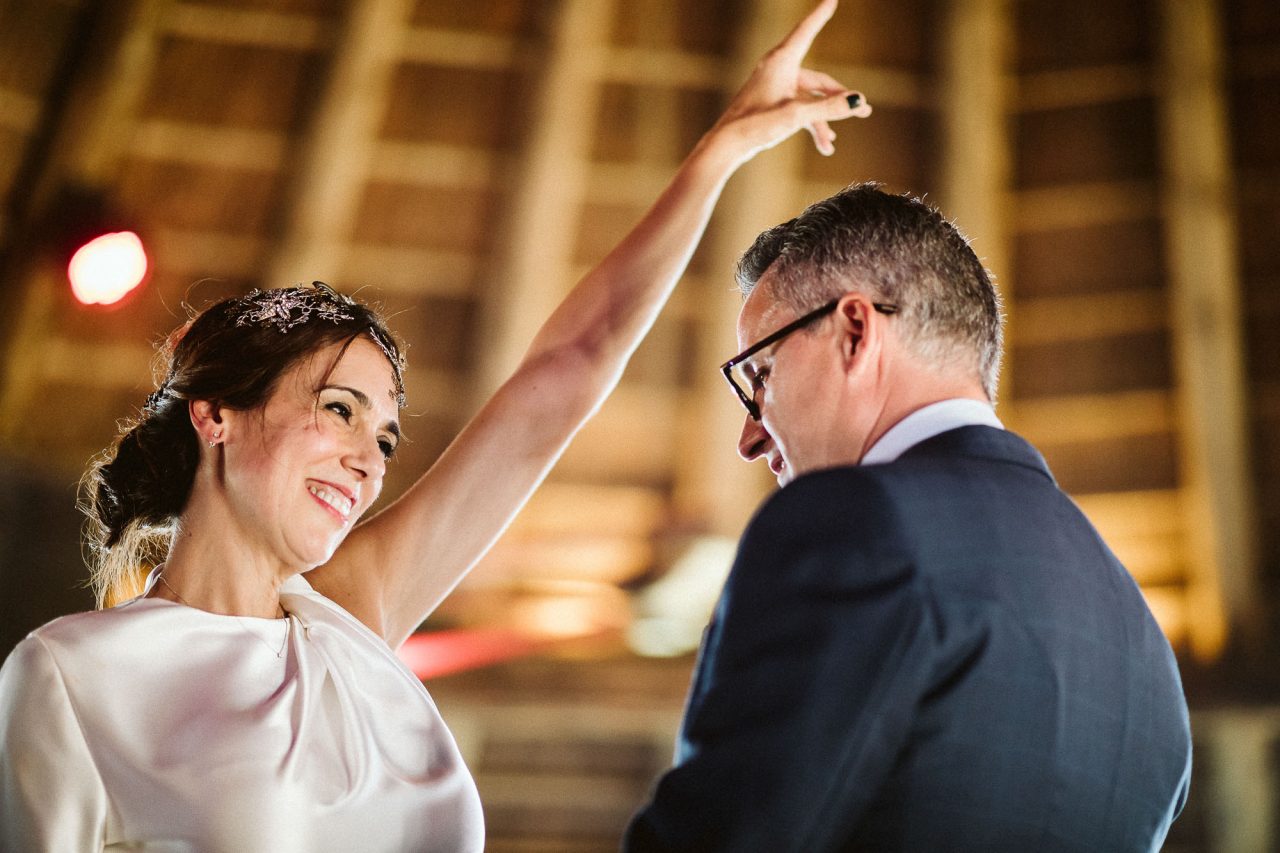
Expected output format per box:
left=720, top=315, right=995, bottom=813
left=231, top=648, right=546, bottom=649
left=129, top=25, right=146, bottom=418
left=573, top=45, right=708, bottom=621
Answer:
left=220, top=336, right=401, bottom=571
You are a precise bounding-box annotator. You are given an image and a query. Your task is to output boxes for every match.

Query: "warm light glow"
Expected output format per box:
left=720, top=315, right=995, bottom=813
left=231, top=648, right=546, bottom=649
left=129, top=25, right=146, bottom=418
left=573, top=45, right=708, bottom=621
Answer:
left=398, top=629, right=542, bottom=680
left=68, top=231, right=148, bottom=305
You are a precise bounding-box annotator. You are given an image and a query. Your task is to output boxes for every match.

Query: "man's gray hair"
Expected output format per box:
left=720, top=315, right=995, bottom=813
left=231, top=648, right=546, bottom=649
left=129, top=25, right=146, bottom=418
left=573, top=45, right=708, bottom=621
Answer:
left=736, top=182, right=1003, bottom=400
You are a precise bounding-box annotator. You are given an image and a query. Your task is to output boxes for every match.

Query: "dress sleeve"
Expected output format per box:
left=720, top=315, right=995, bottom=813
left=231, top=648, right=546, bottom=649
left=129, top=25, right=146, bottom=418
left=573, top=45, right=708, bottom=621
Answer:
left=624, top=475, right=937, bottom=852
left=0, top=635, right=108, bottom=851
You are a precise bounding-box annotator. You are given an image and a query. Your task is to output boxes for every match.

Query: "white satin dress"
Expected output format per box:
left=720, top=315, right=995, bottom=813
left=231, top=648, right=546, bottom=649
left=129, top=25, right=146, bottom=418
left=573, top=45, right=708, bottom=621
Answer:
left=0, top=569, right=484, bottom=852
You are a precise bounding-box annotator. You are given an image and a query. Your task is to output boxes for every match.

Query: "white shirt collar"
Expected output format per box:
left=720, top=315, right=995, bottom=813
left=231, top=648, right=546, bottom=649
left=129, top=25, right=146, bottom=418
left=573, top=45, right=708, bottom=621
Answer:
left=860, top=398, right=1004, bottom=466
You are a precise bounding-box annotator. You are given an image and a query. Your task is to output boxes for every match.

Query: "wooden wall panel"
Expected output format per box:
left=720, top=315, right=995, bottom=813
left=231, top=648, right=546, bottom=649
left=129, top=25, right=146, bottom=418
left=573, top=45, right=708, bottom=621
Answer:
left=409, top=0, right=550, bottom=33
left=382, top=64, right=526, bottom=149
left=1012, top=220, right=1165, bottom=297
left=115, top=159, right=285, bottom=233
left=141, top=38, right=325, bottom=131
left=1230, top=78, right=1280, bottom=169
left=1238, top=198, right=1280, bottom=280
left=378, top=291, right=479, bottom=373
left=571, top=200, right=647, bottom=268
left=611, top=0, right=742, bottom=54
left=1010, top=332, right=1173, bottom=398
left=590, top=84, right=721, bottom=166
left=1015, top=99, right=1159, bottom=187
left=809, top=0, right=935, bottom=70
left=1015, top=0, right=1156, bottom=71
left=1043, top=433, right=1180, bottom=495
left=351, top=182, right=499, bottom=252
left=800, top=105, right=936, bottom=193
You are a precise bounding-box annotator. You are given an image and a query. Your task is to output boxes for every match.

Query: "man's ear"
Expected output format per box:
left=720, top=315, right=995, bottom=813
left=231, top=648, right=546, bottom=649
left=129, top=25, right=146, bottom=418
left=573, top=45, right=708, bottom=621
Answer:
left=834, top=292, right=881, bottom=370
left=189, top=399, right=225, bottom=446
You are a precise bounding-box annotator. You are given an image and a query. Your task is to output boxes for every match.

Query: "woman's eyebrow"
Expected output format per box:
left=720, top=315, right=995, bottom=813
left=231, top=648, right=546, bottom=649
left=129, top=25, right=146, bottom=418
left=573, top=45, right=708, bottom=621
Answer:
left=325, top=384, right=401, bottom=439
left=324, top=385, right=371, bottom=408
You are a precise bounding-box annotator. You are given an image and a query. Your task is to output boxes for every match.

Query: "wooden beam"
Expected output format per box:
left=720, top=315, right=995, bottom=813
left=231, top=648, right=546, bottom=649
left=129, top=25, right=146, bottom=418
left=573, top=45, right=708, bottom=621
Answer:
left=366, top=140, right=498, bottom=188
left=261, top=0, right=409, bottom=287
left=162, top=4, right=328, bottom=51
left=399, top=27, right=521, bottom=70
left=473, top=0, right=613, bottom=397
left=1157, top=0, right=1258, bottom=659
left=339, top=245, right=478, bottom=296
left=671, top=0, right=813, bottom=536
left=602, top=47, right=723, bottom=89
left=1012, top=179, right=1159, bottom=233
left=936, top=0, right=1012, bottom=401
left=1013, top=289, right=1167, bottom=345
left=130, top=119, right=286, bottom=170
left=1013, top=64, right=1153, bottom=112
left=148, top=228, right=266, bottom=277
left=0, top=0, right=169, bottom=444
left=1002, top=389, right=1175, bottom=446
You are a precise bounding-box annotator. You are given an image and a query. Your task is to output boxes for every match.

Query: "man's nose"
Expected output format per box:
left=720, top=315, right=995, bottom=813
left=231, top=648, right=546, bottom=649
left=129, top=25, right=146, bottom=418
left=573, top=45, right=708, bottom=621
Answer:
left=737, top=415, right=770, bottom=461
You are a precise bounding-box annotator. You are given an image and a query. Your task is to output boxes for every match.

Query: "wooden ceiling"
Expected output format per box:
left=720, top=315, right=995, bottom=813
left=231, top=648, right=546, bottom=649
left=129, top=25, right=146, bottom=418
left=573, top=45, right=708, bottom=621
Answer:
left=1, top=0, right=1277, bottom=664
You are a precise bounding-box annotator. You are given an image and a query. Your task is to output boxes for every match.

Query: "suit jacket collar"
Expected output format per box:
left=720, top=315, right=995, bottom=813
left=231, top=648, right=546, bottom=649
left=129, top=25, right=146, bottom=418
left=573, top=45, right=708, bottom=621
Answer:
left=897, top=425, right=1056, bottom=484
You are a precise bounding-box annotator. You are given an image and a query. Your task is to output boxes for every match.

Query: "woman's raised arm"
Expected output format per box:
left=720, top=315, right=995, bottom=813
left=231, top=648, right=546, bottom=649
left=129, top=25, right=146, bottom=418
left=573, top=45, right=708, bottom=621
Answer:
left=313, top=0, right=871, bottom=645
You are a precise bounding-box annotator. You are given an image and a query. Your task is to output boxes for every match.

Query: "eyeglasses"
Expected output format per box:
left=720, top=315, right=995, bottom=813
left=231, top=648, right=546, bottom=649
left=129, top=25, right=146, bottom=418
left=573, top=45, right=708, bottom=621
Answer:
left=719, top=298, right=899, bottom=421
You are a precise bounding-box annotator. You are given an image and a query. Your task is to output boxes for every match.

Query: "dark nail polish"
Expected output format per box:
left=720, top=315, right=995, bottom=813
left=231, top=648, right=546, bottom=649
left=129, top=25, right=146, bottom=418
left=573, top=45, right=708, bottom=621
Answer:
left=846, top=93, right=862, bottom=109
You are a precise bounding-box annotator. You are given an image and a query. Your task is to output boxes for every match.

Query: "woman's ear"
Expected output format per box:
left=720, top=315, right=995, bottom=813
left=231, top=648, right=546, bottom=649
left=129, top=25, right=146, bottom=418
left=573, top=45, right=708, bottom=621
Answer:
left=189, top=399, right=225, bottom=447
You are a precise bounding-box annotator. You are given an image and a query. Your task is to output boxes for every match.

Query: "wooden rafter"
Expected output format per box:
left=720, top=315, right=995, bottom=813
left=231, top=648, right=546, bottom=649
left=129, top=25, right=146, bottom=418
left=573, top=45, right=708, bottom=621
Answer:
left=262, top=0, right=410, bottom=287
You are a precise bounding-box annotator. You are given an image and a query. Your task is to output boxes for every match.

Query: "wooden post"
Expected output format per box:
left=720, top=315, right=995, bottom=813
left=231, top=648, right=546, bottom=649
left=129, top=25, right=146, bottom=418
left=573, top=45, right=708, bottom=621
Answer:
left=936, top=0, right=1012, bottom=401
left=1157, top=0, right=1258, bottom=660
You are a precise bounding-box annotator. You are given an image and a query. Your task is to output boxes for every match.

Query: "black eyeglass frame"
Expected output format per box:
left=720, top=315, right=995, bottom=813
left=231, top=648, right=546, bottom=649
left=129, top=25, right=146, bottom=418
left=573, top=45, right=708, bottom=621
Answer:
left=719, top=297, right=899, bottom=421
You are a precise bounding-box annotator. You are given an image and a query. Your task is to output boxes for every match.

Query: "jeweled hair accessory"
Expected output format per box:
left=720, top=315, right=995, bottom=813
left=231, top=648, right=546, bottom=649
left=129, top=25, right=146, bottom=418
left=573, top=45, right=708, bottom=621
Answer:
left=143, top=381, right=170, bottom=415
left=230, top=283, right=357, bottom=333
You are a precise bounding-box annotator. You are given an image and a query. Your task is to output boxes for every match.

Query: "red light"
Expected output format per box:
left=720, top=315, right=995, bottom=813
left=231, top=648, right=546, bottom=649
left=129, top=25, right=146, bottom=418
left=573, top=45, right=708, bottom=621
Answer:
left=397, top=628, right=542, bottom=680
left=68, top=231, right=148, bottom=306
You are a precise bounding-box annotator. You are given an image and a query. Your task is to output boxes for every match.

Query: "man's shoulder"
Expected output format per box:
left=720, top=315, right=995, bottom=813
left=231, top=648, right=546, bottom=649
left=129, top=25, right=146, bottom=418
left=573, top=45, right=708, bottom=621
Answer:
left=750, top=465, right=899, bottom=541
left=738, top=467, right=918, bottom=595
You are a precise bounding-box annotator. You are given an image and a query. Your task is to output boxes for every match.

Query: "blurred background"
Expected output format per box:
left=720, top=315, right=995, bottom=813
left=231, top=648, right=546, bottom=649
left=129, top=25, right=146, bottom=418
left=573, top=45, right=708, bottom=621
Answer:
left=0, top=0, right=1276, bottom=849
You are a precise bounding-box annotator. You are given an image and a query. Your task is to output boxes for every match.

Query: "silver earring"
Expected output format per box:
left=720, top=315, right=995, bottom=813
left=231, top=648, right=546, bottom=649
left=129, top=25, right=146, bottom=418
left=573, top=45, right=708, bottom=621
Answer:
left=209, top=430, right=222, bottom=448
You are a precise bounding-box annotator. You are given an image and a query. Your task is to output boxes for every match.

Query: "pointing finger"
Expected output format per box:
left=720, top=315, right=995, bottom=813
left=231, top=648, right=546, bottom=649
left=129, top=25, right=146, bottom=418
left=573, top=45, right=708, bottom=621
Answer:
left=774, top=0, right=838, bottom=63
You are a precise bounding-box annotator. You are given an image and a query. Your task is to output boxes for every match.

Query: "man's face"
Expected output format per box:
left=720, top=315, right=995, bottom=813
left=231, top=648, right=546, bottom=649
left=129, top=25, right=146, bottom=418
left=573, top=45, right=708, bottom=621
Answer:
left=734, top=273, right=851, bottom=486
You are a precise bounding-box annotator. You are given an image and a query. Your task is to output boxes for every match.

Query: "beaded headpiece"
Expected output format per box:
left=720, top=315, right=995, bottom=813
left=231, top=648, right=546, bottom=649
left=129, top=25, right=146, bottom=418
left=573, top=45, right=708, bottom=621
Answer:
left=229, top=283, right=357, bottom=333
left=142, top=283, right=406, bottom=416
left=229, top=282, right=406, bottom=396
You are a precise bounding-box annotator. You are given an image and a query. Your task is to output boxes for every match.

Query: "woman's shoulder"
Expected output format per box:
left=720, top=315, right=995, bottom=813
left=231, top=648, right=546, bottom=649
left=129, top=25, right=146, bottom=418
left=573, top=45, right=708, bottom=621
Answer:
left=13, top=597, right=172, bottom=664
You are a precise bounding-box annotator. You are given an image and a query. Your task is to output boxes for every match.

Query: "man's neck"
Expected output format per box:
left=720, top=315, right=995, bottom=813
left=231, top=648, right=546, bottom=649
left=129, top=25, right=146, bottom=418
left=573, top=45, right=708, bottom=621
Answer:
left=856, top=373, right=991, bottom=464
left=860, top=397, right=1001, bottom=465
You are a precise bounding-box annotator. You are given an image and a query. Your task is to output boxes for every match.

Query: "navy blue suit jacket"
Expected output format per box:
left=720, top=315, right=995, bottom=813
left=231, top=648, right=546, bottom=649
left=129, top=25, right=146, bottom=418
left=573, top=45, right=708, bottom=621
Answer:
left=625, top=426, right=1191, bottom=852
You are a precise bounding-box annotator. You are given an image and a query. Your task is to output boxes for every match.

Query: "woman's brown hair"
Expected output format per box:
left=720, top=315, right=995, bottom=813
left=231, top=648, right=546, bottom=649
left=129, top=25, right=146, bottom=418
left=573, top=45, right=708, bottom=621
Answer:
left=81, top=283, right=405, bottom=607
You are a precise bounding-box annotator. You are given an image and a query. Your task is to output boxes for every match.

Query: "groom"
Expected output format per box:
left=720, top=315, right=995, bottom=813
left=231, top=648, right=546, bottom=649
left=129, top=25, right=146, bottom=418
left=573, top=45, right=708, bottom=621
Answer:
left=625, top=184, right=1192, bottom=851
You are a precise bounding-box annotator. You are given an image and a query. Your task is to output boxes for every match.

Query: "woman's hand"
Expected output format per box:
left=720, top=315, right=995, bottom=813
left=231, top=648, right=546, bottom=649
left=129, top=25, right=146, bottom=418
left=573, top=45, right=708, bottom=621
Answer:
left=706, top=0, right=871, bottom=161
